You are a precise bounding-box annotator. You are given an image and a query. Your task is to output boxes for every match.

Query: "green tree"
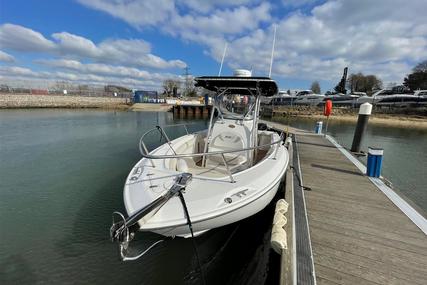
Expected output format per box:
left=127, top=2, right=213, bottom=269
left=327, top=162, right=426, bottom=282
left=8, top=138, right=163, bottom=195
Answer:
left=347, top=73, right=382, bottom=94
left=162, top=79, right=181, bottom=97
left=310, top=81, right=321, bottom=94
left=403, top=60, right=427, bottom=91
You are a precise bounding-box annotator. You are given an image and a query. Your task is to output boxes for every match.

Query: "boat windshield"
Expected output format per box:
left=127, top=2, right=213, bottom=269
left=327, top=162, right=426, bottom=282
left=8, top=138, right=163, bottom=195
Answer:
left=296, top=90, right=314, bottom=96
left=215, top=93, right=255, bottom=120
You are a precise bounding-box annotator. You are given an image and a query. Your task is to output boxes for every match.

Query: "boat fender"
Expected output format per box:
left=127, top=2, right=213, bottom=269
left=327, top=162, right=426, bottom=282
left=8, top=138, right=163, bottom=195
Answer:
left=273, top=212, right=287, bottom=227
left=176, top=159, right=189, bottom=172
left=271, top=227, right=287, bottom=254
left=276, top=199, right=289, bottom=214
left=271, top=199, right=288, bottom=254
left=285, top=136, right=292, bottom=148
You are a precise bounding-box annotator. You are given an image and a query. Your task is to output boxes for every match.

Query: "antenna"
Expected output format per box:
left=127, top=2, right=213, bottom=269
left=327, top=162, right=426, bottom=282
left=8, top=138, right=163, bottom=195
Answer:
left=183, top=66, right=191, bottom=96
left=218, top=43, right=228, bottom=76
left=268, top=25, right=277, bottom=78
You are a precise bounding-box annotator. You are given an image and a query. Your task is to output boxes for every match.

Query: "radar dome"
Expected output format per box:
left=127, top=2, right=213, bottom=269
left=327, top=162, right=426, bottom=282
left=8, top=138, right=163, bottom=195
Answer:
left=233, top=69, right=252, bottom=77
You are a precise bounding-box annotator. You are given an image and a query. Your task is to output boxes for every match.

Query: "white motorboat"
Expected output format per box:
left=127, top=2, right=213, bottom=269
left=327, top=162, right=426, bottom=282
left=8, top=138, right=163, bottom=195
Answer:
left=110, top=75, right=289, bottom=259
left=414, top=90, right=427, bottom=105
left=324, top=93, right=360, bottom=105
left=269, top=91, right=297, bottom=105
left=293, top=90, right=325, bottom=106
left=357, top=89, right=423, bottom=106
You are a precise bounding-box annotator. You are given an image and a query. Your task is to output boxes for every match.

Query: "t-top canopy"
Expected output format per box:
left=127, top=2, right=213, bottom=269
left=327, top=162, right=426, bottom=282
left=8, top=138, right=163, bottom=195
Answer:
left=195, top=76, right=278, bottom=97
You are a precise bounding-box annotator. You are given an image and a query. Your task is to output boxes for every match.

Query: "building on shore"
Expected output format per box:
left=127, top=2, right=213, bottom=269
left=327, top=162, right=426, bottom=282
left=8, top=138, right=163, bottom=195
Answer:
left=133, top=90, right=166, bottom=103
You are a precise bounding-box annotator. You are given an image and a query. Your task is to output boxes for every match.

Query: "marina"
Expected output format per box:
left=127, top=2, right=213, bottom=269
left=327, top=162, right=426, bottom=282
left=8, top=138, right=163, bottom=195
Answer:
left=0, top=107, right=426, bottom=284
left=1, top=1, right=427, bottom=283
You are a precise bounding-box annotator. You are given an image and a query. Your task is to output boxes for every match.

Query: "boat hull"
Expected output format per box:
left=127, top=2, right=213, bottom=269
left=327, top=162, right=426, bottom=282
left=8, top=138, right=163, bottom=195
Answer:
left=293, top=95, right=325, bottom=106
left=147, top=178, right=281, bottom=237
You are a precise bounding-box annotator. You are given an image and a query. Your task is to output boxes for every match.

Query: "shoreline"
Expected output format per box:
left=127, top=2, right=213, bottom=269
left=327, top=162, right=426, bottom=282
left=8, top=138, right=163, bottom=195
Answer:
left=1, top=94, right=426, bottom=129
left=0, top=105, right=131, bottom=110
left=0, top=94, right=131, bottom=109
left=129, top=103, right=171, bottom=112
left=0, top=94, right=174, bottom=112
left=293, top=114, right=427, bottom=129
left=267, top=106, right=427, bottom=129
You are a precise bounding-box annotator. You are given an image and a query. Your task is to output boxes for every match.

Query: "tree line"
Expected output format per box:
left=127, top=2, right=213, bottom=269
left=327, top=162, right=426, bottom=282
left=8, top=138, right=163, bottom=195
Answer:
left=403, top=60, right=427, bottom=91
left=309, top=60, right=426, bottom=95
left=162, top=78, right=198, bottom=97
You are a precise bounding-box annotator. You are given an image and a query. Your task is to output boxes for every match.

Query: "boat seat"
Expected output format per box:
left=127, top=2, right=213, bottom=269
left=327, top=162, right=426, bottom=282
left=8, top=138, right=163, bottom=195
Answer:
left=173, top=157, right=231, bottom=178
left=206, top=131, right=248, bottom=167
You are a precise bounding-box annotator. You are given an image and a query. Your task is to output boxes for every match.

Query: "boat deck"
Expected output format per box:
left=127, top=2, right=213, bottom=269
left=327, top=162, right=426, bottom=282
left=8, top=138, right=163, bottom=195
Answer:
left=264, top=120, right=427, bottom=285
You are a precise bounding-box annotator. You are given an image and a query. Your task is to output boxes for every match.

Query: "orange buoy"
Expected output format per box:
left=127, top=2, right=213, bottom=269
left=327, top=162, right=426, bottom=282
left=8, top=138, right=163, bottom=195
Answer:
left=324, top=99, right=332, bottom=116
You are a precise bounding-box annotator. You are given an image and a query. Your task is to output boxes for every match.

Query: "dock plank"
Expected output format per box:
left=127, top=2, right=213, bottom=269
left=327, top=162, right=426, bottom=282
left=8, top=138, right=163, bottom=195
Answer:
left=309, top=214, right=427, bottom=249
left=294, top=133, right=427, bottom=285
left=313, top=243, right=427, bottom=285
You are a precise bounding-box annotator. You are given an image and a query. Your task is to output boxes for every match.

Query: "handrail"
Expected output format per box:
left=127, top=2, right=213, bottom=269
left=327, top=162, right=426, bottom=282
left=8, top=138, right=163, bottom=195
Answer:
left=156, top=126, right=177, bottom=155
left=138, top=123, right=199, bottom=161
left=138, top=123, right=284, bottom=183
left=202, top=105, right=222, bottom=167
left=140, top=132, right=284, bottom=159
left=154, top=123, right=201, bottom=134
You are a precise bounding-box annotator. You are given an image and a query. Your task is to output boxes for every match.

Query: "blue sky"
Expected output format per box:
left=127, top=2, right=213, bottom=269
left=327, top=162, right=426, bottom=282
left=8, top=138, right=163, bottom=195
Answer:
left=1, top=0, right=426, bottom=92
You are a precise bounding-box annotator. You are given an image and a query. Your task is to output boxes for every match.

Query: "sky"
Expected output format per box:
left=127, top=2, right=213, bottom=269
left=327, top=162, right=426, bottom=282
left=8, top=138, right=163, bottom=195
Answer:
left=0, top=0, right=426, bottom=92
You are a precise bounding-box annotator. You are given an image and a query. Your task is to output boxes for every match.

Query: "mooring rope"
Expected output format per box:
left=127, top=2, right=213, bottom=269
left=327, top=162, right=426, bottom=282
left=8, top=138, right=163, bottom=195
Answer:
left=290, top=165, right=312, bottom=191
left=178, top=192, right=207, bottom=285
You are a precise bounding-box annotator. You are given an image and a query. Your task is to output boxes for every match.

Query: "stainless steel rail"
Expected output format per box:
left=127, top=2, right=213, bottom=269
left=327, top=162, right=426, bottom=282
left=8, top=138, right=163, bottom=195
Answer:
left=138, top=123, right=284, bottom=182
left=141, top=135, right=284, bottom=159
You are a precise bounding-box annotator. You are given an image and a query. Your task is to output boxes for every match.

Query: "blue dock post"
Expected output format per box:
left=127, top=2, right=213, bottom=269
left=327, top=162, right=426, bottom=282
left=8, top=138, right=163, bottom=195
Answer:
left=204, top=94, right=209, bottom=106
left=315, top=121, right=323, bottom=134
left=367, top=147, right=383, bottom=177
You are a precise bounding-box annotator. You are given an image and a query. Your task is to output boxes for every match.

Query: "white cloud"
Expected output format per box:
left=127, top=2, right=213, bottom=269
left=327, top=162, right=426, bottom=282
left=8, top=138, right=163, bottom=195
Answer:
left=77, top=0, right=175, bottom=26
left=0, top=50, right=15, bottom=62
left=177, top=0, right=260, bottom=13
left=36, top=59, right=178, bottom=81
left=0, top=65, right=166, bottom=89
left=168, top=3, right=271, bottom=37
left=2, top=0, right=426, bottom=89
left=214, top=0, right=427, bottom=85
left=77, top=0, right=272, bottom=48
left=75, top=0, right=426, bottom=85
left=52, top=32, right=100, bottom=58
left=1, top=66, right=38, bottom=77
left=281, top=0, right=320, bottom=7
left=0, top=24, right=55, bottom=52
left=0, top=24, right=186, bottom=70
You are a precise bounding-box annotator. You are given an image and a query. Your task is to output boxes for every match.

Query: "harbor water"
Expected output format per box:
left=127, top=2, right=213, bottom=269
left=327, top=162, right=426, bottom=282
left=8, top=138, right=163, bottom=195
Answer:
left=1, top=109, right=425, bottom=284
left=0, top=110, right=279, bottom=285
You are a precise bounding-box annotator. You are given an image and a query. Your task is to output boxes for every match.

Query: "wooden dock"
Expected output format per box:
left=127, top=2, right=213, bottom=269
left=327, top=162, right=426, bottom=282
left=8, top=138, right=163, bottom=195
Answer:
left=264, top=121, right=427, bottom=285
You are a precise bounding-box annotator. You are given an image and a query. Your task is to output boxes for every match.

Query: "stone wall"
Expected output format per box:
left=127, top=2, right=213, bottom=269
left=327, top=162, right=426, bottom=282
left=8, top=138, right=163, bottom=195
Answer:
left=0, top=94, right=130, bottom=109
